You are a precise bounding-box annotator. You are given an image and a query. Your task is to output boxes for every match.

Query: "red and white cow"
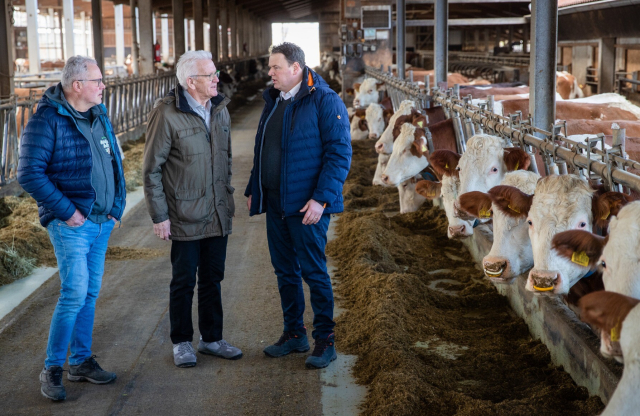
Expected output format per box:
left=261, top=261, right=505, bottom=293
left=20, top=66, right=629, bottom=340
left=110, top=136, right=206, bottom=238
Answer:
left=458, top=170, right=540, bottom=282
left=415, top=150, right=476, bottom=239
left=381, top=122, right=429, bottom=186
left=556, top=71, right=584, bottom=100
left=349, top=108, right=368, bottom=141
left=580, top=291, right=640, bottom=416
left=365, top=97, right=394, bottom=140
left=398, top=175, right=427, bottom=214
left=374, top=100, right=416, bottom=155
left=353, top=78, right=384, bottom=108
left=494, top=97, right=640, bottom=121
left=493, top=174, right=632, bottom=295
left=373, top=153, right=391, bottom=187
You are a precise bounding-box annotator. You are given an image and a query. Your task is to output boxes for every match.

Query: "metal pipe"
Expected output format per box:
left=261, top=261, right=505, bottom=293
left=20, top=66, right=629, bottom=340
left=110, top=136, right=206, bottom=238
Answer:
left=452, top=113, right=467, bottom=152
left=529, top=0, right=558, bottom=136
left=612, top=124, right=626, bottom=158
left=434, top=0, right=448, bottom=87
left=397, top=0, right=406, bottom=80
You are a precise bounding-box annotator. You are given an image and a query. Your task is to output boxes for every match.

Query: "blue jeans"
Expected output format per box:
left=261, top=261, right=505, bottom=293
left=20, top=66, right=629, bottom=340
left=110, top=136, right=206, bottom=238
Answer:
left=45, top=219, right=115, bottom=368
left=264, top=189, right=335, bottom=339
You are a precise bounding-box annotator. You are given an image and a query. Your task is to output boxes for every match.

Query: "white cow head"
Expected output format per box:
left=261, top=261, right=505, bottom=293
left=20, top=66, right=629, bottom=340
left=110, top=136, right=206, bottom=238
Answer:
left=349, top=109, right=368, bottom=141
left=366, top=103, right=393, bottom=140
left=416, top=150, right=475, bottom=239
left=374, top=100, right=415, bottom=154
left=381, top=123, right=429, bottom=186
left=458, top=170, right=540, bottom=282
left=353, top=78, right=383, bottom=108
left=398, top=175, right=427, bottom=214
left=373, top=153, right=391, bottom=186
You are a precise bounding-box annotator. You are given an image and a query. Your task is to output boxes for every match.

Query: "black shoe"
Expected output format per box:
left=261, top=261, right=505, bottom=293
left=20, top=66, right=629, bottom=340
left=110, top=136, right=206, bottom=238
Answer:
left=40, top=366, right=66, bottom=401
left=263, top=328, right=310, bottom=357
left=305, top=333, right=337, bottom=369
left=68, top=355, right=116, bottom=384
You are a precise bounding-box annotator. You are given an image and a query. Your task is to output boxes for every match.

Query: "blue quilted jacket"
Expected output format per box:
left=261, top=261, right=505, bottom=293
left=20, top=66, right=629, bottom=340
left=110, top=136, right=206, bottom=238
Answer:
left=244, top=67, right=351, bottom=217
left=17, top=92, right=126, bottom=227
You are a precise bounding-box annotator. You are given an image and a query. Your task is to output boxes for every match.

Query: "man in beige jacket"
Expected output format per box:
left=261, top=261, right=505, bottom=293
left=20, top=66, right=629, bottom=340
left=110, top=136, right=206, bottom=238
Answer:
left=143, top=50, right=241, bottom=368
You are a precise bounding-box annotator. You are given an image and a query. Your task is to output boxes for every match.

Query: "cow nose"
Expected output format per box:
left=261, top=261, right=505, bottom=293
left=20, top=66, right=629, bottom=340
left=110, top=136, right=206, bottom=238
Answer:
left=483, top=258, right=509, bottom=280
left=375, top=142, right=384, bottom=153
left=448, top=225, right=465, bottom=237
left=369, top=133, right=378, bottom=139
left=381, top=174, right=390, bottom=184
left=530, top=270, right=559, bottom=292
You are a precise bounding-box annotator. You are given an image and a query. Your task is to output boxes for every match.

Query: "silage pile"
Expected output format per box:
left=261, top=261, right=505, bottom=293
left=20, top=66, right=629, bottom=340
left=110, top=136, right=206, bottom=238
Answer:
left=327, top=140, right=604, bottom=415
left=0, top=136, right=155, bottom=288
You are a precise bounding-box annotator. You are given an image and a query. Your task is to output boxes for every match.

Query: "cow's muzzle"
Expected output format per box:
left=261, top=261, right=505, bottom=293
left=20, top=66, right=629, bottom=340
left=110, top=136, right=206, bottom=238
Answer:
left=529, top=269, right=560, bottom=293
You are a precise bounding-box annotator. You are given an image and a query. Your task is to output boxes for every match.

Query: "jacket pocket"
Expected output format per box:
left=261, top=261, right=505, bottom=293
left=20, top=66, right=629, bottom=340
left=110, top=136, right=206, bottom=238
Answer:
left=174, top=188, right=211, bottom=223
left=176, top=127, right=208, bottom=156
left=226, top=184, right=235, bottom=217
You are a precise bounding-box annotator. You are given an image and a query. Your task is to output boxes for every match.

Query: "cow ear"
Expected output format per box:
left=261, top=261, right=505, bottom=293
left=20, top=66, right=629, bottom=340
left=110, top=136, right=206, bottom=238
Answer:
left=353, top=83, right=361, bottom=92
left=503, top=147, right=531, bottom=171
left=410, top=134, right=427, bottom=158
left=413, top=115, right=428, bottom=129
left=579, top=291, right=640, bottom=334
left=383, top=109, right=394, bottom=124
left=458, top=191, right=493, bottom=219
left=416, top=180, right=442, bottom=199
left=429, top=150, right=460, bottom=177
left=552, top=230, right=605, bottom=268
left=592, top=191, right=636, bottom=229
left=358, top=118, right=368, bottom=131
left=487, top=185, right=533, bottom=218
left=376, top=82, right=385, bottom=90
left=346, top=88, right=355, bottom=96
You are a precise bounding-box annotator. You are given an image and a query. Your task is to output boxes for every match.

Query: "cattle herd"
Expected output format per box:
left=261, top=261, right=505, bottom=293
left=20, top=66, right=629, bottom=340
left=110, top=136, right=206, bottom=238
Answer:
left=344, top=68, right=640, bottom=413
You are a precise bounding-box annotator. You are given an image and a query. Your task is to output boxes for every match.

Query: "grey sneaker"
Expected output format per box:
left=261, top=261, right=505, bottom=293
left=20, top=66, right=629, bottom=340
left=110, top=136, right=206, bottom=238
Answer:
left=40, top=366, right=66, bottom=401
left=198, top=337, right=243, bottom=360
left=68, top=356, right=117, bottom=384
left=173, top=342, right=197, bottom=368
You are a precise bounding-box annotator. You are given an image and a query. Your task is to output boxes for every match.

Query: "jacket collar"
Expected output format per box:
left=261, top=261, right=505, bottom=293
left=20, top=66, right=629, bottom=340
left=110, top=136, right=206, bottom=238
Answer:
left=264, top=66, right=317, bottom=104
left=172, top=84, right=227, bottom=115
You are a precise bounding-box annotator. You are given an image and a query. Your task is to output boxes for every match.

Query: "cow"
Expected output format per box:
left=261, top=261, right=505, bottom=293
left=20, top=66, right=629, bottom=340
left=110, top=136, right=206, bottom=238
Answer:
left=556, top=71, right=584, bottom=100
left=494, top=97, right=640, bottom=121
left=492, top=174, right=632, bottom=295
left=373, top=153, right=391, bottom=186
left=415, top=150, right=476, bottom=238
left=579, top=291, right=640, bottom=416
left=458, top=170, right=540, bottom=282
left=398, top=175, right=427, bottom=214
left=459, top=86, right=530, bottom=99
left=374, top=100, right=415, bottom=155
left=350, top=108, right=368, bottom=141
left=366, top=97, right=394, bottom=140
left=381, top=122, right=429, bottom=186
left=353, top=78, right=384, bottom=108
left=552, top=201, right=640, bottom=361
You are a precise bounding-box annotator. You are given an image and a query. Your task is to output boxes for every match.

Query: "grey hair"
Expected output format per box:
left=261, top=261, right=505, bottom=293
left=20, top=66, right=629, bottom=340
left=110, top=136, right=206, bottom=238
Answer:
left=176, top=50, right=213, bottom=89
left=61, top=56, right=98, bottom=89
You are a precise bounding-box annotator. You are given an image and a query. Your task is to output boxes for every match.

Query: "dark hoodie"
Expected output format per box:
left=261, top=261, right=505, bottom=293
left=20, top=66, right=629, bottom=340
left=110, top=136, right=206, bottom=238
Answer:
left=44, top=84, right=116, bottom=224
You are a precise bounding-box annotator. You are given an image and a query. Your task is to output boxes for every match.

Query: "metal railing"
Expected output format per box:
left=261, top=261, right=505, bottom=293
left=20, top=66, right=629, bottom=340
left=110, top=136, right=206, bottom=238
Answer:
left=364, top=65, right=640, bottom=194
left=0, top=71, right=177, bottom=186
left=617, top=71, right=640, bottom=95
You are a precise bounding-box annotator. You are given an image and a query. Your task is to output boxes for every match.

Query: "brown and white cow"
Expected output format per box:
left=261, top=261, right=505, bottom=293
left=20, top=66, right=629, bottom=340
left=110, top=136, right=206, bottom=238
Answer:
left=349, top=108, right=368, bottom=141
left=353, top=78, right=384, bottom=108
left=374, top=100, right=415, bottom=155
left=416, top=150, right=476, bottom=238
left=493, top=174, right=632, bottom=295
left=460, top=85, right=530, bottom=99
left=365, top=96, right=393, bottom=140
left=398, top=174, right=428, bottom=214
left=458, top=170, right=540, bottom=282
left=381, top=122, right=429, bottom=186
left=495, top=97, right=640, bottom=121
left=579, top=291, right=640, bottom=416
left=556, top=71, right=584, bottom=100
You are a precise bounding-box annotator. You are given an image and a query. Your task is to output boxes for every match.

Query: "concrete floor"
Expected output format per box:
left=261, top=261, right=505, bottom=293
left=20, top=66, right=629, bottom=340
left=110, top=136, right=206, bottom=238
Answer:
left=0, top=99, right=365, bottom=415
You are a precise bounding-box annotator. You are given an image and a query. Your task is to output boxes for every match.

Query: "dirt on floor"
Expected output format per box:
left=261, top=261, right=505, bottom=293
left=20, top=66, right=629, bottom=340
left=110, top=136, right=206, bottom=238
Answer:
left=327, top=139, right=605, bottom=415
left=0, top=140, right=151, bottom=287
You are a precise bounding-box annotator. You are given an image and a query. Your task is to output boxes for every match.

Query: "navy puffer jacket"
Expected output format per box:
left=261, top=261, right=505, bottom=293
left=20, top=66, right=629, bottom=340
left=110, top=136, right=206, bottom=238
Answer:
left=245, top=67, right=351, bottom=216
left=17, top=93, right=126, bottom=227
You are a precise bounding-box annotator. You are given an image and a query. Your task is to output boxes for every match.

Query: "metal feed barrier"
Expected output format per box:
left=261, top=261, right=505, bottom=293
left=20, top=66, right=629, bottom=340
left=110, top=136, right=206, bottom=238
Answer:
left=0, top=71, right=178, bottom=186
left=364, top=65, right=640, bottom=195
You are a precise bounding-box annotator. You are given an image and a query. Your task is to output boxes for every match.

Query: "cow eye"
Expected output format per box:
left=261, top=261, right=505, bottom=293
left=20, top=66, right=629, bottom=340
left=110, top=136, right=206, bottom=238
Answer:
left=491, top=167, right=498, bottom=173
left=601, top=260, right=607, bottom=269
left=455, top=167, right=461, bottom=171
left=578, top=222, right=587, bottom=228
left=527, top=220, right=533, bottom=226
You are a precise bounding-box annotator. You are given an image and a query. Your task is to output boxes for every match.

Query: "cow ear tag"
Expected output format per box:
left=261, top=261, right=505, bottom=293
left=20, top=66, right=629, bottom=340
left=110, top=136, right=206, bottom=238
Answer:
left=611, top=322, right=621, bottom=342
left=445, top=163, right=449, bottom=169
left=515, top=160, right=519, bottom=170
left=421, top=144, right=428, bottom=153
left=571, top=251, right=590, bottom=267
left=601, top=207, right=610, bottom=220
left=508, top=204, right=520, bottom=213
left=417, top=121, right=424, bottom=127
left=479, top=208, right=491, bottom=218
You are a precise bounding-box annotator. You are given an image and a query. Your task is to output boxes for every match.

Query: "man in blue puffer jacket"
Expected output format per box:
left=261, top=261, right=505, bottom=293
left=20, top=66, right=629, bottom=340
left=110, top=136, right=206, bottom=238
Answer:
left=245, top=43, right=351, bottom=369
left=17, top=56, right=126, bottom=401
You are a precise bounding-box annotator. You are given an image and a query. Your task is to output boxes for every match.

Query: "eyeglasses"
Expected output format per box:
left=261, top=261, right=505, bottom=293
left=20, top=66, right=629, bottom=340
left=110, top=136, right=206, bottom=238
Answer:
left=190, top=71, right=220, bottom=81
left=76, top=78, right=104, bottom=86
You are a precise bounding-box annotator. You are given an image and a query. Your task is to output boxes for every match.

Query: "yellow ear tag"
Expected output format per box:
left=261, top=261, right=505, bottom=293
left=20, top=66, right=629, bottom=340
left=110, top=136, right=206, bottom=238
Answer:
left=417, top=121, right=424, bottom=127
left=601, top=208, right=610, bottom=220
left=611, top=323, right=621, bottom=342
left=445, top=163, right=449, bottom=169
left=515, top=160, right=519, bottom=170
left=479, top=208, right=491, bottom=218
left=421, top=144, right=428, bottom=153
left=571, top=251, right=590, bottom=267
left=508, top=204, right=520, bottom=213
left=360, top=115, right=365, bottom=119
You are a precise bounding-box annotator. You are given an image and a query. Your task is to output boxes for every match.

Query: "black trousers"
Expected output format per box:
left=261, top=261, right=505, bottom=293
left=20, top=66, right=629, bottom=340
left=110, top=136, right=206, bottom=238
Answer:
left=169, top=236, right=228, bottom=344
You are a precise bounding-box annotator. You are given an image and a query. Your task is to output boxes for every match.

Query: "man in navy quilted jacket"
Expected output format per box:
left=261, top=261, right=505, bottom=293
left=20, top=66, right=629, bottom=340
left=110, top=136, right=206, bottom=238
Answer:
left=245, top=43, right=351, bottom=369
left=17, top=56, right=126, bottom=401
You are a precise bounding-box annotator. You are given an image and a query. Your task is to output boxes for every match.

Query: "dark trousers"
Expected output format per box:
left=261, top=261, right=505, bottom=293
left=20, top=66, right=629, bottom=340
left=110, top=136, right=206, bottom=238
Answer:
left=264, top=189, right=335, bottom=340
left=169, top=236, right=228, bottom=344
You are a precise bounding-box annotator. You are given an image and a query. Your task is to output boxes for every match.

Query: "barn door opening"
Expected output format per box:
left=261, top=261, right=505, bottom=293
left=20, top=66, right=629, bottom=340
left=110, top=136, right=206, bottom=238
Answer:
left=271, top=23, right=320, bottom=68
